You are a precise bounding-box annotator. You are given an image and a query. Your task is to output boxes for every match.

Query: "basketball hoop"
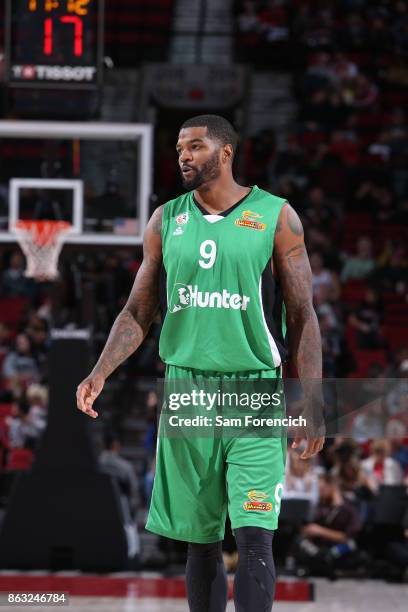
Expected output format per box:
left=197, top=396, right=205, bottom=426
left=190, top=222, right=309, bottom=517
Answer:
left=14, top=220, right=72, bottom=281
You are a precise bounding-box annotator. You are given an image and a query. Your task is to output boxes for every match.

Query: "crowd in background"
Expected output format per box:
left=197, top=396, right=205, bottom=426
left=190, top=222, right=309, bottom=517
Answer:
left=0, top=0, right=407, bottom=577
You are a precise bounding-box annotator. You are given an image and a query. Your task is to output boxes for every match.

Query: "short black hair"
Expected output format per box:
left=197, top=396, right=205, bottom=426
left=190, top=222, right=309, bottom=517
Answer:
left=180, top=114, right=238, bottom=154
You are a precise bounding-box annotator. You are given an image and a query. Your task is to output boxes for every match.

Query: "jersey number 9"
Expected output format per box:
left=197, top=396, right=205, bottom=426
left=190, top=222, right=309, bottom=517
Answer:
left=199, top=240, right=217, bottom=269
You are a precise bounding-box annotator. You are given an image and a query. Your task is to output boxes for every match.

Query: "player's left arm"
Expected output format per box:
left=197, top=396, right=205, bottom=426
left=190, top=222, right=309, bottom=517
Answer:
left=273, top=202, right=325, bottom=459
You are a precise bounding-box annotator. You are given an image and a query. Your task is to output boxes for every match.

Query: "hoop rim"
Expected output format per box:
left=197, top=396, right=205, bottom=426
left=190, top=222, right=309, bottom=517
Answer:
left=15, top=220, right=72, bottom=246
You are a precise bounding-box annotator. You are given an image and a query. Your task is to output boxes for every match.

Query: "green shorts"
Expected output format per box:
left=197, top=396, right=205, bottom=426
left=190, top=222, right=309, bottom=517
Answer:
left=145, top=365, right=287, bottom=543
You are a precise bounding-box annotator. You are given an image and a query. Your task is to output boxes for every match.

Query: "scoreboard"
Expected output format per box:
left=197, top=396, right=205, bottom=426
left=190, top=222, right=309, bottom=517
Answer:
left=5, top=0, right=104, bottom=88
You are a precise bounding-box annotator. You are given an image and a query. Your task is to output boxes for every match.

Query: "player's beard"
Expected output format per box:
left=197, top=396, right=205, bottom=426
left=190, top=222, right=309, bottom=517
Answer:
left=181, top=150, right=221, bottom=191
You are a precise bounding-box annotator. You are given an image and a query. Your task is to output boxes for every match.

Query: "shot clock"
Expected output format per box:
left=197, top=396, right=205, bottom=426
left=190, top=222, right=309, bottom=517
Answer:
left=5, top=0, right=104, bottom=88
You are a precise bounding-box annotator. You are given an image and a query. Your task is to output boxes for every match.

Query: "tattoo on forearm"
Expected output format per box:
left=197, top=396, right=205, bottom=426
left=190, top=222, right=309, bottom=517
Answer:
left=93, top=311, right=144, bottom=379
left=278, top=246, right=322, bottom=382
left=92, top=207, right=163, bottom=379
left=285, top=244, right=304, bottom=257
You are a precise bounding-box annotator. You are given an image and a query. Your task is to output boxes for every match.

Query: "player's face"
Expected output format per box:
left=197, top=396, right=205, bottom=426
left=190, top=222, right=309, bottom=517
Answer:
left=176, top=127, right=221, bottom=190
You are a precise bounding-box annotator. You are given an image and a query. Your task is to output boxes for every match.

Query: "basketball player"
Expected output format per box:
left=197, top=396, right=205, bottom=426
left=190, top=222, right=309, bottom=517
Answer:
left=77, top=115, right=325, bottom=611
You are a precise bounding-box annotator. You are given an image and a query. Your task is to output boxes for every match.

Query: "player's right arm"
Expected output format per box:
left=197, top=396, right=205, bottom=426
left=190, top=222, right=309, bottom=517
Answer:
left=76, top=205, right=164, bottom=418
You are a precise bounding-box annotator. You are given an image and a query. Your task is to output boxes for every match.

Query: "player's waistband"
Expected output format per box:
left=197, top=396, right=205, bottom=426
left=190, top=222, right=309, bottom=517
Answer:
left=164, top=363, right=282, bottom=380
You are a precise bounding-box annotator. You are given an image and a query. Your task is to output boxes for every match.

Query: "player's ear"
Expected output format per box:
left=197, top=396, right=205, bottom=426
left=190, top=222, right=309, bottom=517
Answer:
left=222, top=144, right=233, bottom=164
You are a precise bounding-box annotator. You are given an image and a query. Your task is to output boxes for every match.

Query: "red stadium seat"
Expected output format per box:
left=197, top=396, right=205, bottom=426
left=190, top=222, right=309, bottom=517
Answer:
left=341, top=280, right=368, bottom=306
left=0, top=404, right=14, bottom=418
left=5, top=448, right=34, bottom=471
left=0, top=297, right=29, bottom=328
left=353, top=350, right=388, bottom=377
left=383, top=326, right=408, bottom=350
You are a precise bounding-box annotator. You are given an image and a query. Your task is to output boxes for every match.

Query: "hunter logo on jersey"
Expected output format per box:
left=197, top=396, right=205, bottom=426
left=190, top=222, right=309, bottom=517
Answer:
left=235, top=210, right=266, bottom=231
left=169, top=283, right=251, bottom=314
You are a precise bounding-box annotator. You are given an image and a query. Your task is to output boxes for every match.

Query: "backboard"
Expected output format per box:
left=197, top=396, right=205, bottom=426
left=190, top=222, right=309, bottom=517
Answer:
left=0, top=121, right=153, bottom=246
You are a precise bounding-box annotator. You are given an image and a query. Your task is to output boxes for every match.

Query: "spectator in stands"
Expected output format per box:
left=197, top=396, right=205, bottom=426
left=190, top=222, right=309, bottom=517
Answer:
left=99, top=431, right=139, bottom=516
left=348, top=287, right=384, bottom=349
left=341, top=237, right=375, bottom=281
left=386, top=359, right=408, bottom=416
left=1, top=251, right=32, bottom=297
left=26, top=315, right=50, bottom=378
left=237, top=0, right=260, bottom=32
left=26, top=383, right=48, bottom=432
left=2, top=333, right=40, bottom=396
left=302, top=52, right=335, bottom=95
left=296, top=473, right=361, bottom=576
left=350, top=396, right=386, bottom=443
left=258, top=0, right=289, bottom=43
left=318, top=309, right=342, bottom=377
left=283, top=445, right=320, bottom=508
left=304, top=186, right=337, bottom=230
left=332, top=51, right=359, bottom=88
left=273, top=132, right=309, bottom=186
left=6, top=396, right=43, bottom=450
left=377, top=240, right=408, bottom=292
left=361, top=440, right=404, bottom=493
left=310, top=252, right=341, bottom=302
left=351, top=180, right=381, bottom=213
left=99, top=432, right=140, bottom=564
left=372, top=186, right=396, bottom=223
left=350, top=74, right=379, bottom=108
left=330, top=441, right=374, bottom=513
left=390, top=437, right=408, bottom=475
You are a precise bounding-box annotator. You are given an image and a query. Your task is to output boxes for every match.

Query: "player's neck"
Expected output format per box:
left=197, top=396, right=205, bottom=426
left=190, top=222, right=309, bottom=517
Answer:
left=193, top=178, right=251, bottom=215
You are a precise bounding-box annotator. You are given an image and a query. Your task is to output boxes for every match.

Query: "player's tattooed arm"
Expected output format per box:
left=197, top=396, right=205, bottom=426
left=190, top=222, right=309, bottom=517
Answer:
left=274, top=203, right=322, bottom=382
left=274, top=203, right=324, bottom=456
left=91, top=205, right=163, bottom=380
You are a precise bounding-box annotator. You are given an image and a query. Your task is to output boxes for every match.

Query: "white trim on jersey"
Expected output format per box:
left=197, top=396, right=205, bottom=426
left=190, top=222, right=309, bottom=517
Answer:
left=203, top=215, right=224, bottom=224
left=258, top=277, right=282, bottom=368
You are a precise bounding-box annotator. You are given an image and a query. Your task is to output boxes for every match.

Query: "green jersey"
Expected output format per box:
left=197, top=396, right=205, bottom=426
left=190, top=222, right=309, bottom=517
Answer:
left=159, top=185, right=288, bottom=372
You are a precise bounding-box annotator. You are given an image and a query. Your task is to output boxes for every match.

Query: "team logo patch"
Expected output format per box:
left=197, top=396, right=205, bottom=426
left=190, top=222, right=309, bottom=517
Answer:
left=243, top=490, right=272, bottom=512
left=235, top=210, right=266, bottom=231
left=176, top=212, right=189, bottom=225
left=248, top=490, right=268, bottom=502
left=169, top=283, right=192, bottom=313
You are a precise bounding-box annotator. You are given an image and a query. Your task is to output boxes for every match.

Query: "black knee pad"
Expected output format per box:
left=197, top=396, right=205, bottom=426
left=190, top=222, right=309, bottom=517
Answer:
left=186, top=541, right=228, bottom=612
left=234, top=526, right=274, bottom=551
left=233, top=526, right=276, bottom=611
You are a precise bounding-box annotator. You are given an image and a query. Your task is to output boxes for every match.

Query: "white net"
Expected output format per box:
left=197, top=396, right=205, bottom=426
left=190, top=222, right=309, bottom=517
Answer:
left=14, top=221, right=71, bottom=281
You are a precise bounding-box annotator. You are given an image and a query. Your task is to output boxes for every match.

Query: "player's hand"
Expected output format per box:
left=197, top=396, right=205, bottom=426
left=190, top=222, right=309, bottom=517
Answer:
left=292, top=435, right=325, bottom=459
left=76, top=373, right=105, bottom=418
left=291, top=399, right=325, bottom=459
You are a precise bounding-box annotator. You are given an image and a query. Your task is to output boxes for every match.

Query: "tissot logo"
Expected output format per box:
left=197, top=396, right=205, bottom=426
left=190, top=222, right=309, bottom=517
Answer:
left=169, top=284, right=250, bottom=313
left=12, top=65, right=97, bottom=82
